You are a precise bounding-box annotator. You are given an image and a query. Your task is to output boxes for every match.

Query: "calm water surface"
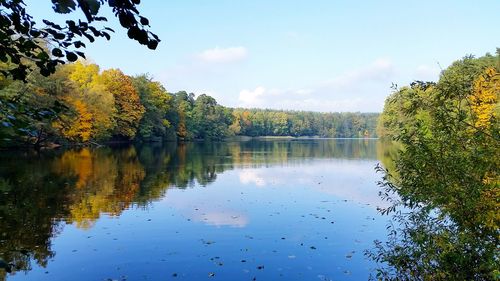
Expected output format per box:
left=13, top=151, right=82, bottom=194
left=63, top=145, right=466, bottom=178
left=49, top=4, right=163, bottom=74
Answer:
left=0, top=139, right=392, bottom=281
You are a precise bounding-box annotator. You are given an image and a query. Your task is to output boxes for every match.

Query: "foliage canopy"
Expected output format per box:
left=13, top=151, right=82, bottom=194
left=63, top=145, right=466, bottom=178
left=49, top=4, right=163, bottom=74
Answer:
left=371, top=50, right=499, bottom=280
left=0, top=0, right=159, bottom=81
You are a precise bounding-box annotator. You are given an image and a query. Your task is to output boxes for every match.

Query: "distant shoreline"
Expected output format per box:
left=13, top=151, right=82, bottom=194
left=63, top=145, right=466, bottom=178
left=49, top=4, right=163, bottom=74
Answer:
left=226, top=136, right=379, bottom=141
left=0, top=137, right=380, bottom=151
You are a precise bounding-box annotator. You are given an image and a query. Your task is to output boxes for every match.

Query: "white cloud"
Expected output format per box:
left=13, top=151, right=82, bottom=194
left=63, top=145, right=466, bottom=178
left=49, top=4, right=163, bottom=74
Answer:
left=157, top=56, right=398, bottom=112
left=323, top=58, right=394, bottom=90
left=164, top=190, right=250, bottom=228
left=238, top=86, right=266, bottom=107
left=236, top=58, right=395, bottom=112
left=197, top=46, right=248, bottom=63
left=192, top=211, right=249, bottom=228
left=239, top=170, right=266, bottom=187
left=238, top=161, right=390, bottom=207
left=154, top=47, right=248, bottom=95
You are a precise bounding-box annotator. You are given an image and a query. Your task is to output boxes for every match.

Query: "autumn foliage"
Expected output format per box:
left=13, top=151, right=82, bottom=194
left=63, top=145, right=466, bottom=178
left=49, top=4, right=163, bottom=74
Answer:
left=470, top=67, right=499, bottom=129
left=1, top=60, right=379, bottom=146
left=372, top=51, right=499, bottom=280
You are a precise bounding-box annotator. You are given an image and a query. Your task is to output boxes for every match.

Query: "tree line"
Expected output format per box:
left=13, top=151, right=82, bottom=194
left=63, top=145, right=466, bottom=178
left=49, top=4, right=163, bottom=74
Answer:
left=0, top=61, right=378, bottom=147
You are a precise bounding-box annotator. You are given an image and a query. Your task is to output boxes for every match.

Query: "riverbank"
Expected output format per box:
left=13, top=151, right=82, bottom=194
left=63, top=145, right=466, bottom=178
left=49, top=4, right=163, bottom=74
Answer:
left=1, top=136, right=383, bottom=150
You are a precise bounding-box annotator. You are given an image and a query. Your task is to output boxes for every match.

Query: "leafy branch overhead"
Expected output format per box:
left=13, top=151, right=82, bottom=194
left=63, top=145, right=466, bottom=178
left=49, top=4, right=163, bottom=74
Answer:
left=0, top=0, right=160, bottom=81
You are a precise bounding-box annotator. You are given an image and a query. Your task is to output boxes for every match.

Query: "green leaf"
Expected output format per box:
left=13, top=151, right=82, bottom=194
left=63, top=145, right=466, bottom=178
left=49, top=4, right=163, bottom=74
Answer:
left=84, top=0, right=101, bottom=15
left=147, top=39, right=158, bottom=50
left=139, top=16, right=149, bottom=26
left=75, top=51, right=86, bottom=59
left=51, top=48, right=64, bottom=57
left=66, top=51, right=78, bottom=62
left=52, top=0, right=77, bottom=14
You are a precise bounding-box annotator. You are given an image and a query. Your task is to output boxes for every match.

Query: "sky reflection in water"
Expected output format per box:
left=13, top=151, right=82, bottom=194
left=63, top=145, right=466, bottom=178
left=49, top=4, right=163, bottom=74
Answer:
left=1, top=139, right=391, bottom=281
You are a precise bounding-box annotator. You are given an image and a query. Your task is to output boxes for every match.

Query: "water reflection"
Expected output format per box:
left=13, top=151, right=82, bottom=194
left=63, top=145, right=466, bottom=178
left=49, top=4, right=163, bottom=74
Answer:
left=0, top=139, right=381, bottom=280
left=239, top=170, right=267, bottom=187
left=54, top=147, right=146, bottom=229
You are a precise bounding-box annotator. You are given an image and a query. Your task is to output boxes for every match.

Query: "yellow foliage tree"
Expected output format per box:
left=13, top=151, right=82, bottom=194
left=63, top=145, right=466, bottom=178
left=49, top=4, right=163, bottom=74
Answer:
left=100, top=69, right=145, bottom=139
left=68, top=61, right=100, bottom=89
left=54, top=99, right=93, bottom=142
left=68, top=62, right=116, bottom=140
left=470, top=67, right=499, bottom=129
left=52, top=62, right=117, bottom=142
left=228, top=111, right=242, bottom=135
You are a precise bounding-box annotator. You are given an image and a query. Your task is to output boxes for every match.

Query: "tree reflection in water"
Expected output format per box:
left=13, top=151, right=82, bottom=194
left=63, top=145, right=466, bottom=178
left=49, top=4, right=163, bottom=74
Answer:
left=0, top=139, right=377, bottom=279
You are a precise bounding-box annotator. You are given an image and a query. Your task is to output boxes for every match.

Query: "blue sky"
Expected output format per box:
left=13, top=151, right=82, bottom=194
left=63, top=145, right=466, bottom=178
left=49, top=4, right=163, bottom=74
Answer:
left=26, top=0, right=500, bottom=112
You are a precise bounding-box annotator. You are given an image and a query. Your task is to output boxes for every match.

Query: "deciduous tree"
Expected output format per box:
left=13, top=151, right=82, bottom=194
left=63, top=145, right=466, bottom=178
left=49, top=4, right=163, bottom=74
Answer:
left=0, top=0, right=159, bottom=81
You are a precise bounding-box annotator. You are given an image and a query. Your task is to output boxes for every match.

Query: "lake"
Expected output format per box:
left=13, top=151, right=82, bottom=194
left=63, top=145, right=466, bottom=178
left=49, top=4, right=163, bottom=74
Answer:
left=0, top=139, right=392, bottom=281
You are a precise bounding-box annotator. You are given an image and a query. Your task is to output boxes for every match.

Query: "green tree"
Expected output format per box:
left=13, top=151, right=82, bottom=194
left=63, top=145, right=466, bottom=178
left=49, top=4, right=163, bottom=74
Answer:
left=172, top=91, right=195, bottom=140
left=133, top=74, right=175, bottom=141
left=192, top=94, right=231, bottom=140
left=0, top=65, right=71, bottom=147
left=370, top=51, right=499, bottom=280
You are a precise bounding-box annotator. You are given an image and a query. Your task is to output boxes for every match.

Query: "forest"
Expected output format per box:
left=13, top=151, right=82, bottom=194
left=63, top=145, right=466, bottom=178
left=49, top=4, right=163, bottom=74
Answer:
left=371, top=50, right=499, bottom=280
left=0, top=61, right=378, bottom=147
